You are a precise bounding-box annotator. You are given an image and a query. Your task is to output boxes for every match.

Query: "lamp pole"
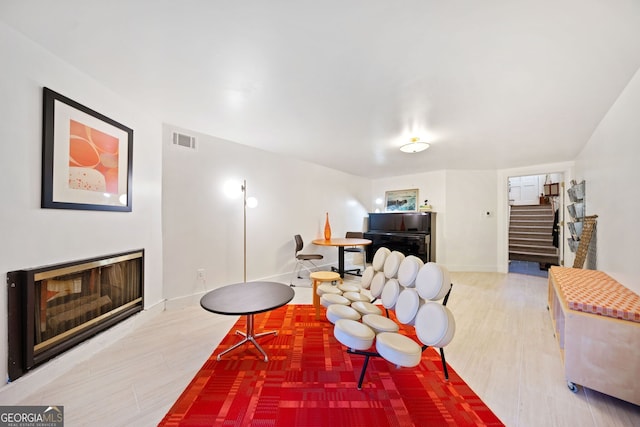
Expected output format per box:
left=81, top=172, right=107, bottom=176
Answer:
left=242, top=179, right=247, bottom=283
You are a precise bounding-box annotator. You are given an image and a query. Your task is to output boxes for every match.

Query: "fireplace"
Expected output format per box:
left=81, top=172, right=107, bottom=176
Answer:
left=7, top=249, right=144, bottom=381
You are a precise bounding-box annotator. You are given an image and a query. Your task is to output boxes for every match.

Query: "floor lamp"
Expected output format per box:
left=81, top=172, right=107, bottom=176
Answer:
left=242, top=179, right=248, bottom=283
left=241, top=179, right=258, bottom=283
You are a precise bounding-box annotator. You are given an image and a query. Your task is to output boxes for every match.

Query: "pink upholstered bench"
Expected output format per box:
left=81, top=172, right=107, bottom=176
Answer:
left=548, top=267, right=640, bottom=406
left=550, top=267, right=640, bottom=322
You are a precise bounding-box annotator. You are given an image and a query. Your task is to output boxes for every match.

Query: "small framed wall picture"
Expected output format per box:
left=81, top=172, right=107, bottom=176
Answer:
left=384, top=189, right=419, bottom=212
left=41, top=87, right=133, bottom=211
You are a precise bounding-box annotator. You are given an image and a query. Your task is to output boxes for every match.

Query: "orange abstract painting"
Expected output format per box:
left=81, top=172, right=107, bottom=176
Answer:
left=68, top=119, right=119, bottom=193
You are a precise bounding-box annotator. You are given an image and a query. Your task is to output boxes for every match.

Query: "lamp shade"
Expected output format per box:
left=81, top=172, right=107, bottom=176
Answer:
left=400, top=138, right=429, bottom=153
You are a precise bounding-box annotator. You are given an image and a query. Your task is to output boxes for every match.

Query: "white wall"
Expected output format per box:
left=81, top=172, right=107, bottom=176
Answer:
left=0, top=22, right=163, bottom=390
left=443, top=170, right=498, bottom=271
left=162, top=125, right=371, bottom=303
left=574, top=67, right=640, bottom=294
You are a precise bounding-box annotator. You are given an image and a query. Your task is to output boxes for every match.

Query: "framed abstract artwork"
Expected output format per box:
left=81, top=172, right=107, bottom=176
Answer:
left=41, top=87, right=133, bottom=211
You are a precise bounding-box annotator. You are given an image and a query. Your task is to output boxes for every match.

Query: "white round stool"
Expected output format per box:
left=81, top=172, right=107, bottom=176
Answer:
left=371, top=247, right=391, bottom=272
left=321, top=293, right=350, bottom=308
left=383, top=251, right=405, bottom=279
left=343, top=291, right=370, bottom=303
left=415, top=262, right=451, bottom=301
left=369, top=271, right=387, bottom=299
left=397, top=255, right=424, bottom=288
left=360, top=266, right=375, bottom=289
left=381, top=278, right=401, bottom=310
left=317, top=283, right=342, bottom=296
left=326, top=304, right=361, bottom=324
left=395, top=288, right=422, bottom=325
left=338, top=283, right=360, bottom=293
left=415, top=302, right=456, bottom=347
left=351, top=301, right=383, bottom=316
left=376, top=332, right=422, bottom=368
left=334, top=319, right=375, bottom=350
left=362, top=313, right=400, bottom=334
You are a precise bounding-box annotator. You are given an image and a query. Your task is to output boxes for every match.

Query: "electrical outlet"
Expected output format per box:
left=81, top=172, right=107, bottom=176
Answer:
left=196, top=268, right=206, bottom=283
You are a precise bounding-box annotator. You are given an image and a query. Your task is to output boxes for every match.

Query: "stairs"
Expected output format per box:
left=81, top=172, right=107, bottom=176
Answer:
left=509, top=204, right=559, bottom=266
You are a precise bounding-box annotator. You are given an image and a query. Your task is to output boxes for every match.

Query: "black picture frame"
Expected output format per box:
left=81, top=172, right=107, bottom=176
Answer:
left=42, top=87, right=133, bottom=211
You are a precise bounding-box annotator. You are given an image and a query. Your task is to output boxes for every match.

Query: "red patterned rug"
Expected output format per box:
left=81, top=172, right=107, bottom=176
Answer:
left=159, top=304, right=503, bottom=426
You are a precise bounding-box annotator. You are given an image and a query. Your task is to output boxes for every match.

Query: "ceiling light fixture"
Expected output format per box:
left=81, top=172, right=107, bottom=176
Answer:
left=400, top=137, right=430, bottom=153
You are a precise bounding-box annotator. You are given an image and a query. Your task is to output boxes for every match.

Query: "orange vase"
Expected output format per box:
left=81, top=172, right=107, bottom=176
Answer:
left=324, top=212, right=332, bottom=240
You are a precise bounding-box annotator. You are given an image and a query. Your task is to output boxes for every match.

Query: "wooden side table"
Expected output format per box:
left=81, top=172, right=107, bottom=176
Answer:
left=310, top=271, right=342, bottom=319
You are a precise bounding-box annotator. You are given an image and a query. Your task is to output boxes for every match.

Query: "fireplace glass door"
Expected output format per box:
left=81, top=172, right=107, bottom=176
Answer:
left=33, top=255, right=142, bottom=353
left=7, top=249, right=144, bottom=381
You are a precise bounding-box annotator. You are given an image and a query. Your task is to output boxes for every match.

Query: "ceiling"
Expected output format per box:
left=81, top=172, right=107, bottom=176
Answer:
left=2, top=1, right=640, bottom=178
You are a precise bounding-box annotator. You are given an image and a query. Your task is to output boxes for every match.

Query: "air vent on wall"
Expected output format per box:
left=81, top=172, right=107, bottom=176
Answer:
left=172, top=132, right=196, bottom=150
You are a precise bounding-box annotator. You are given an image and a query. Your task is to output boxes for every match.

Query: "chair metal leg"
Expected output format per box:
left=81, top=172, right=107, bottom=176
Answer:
left=289, top=261, right=303, bottom=286
left=347, top=348, right=380, bottom=390
left=216, top=314, right=277, bottom=362
left=357, top=355, right=370, bottom=390
left=439, top=347, right=449, bottom=380
left=290, top=260, right=317, bottom=287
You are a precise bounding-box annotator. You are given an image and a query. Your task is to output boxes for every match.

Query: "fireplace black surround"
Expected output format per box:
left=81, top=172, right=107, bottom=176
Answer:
left=7, top=249, right=144, bottom=381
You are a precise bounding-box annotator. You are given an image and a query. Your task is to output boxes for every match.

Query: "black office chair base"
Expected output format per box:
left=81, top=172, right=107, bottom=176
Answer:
left=290, top=275, right=313, bottom=288
left=290, top=283, right=313, bottom=288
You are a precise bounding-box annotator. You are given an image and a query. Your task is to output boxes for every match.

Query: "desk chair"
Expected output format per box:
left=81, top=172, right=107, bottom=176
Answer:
left=344, top=231, right=366, bottom=275
left=290, top=234, right=323, bottom=287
